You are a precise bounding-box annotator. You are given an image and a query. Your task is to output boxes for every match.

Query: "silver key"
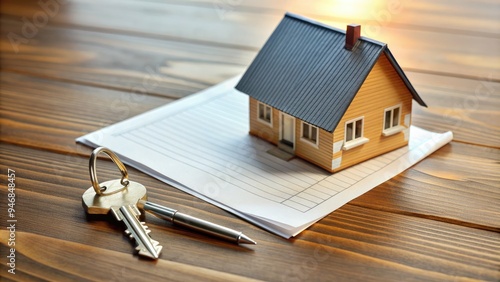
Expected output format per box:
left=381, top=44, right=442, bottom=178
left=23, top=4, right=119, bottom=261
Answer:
left=82, top=179, right=163, bottom=259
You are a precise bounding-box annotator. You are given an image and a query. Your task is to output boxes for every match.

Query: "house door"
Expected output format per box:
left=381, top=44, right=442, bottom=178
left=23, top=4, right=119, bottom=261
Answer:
left=280, top=113, right=295, bottom=149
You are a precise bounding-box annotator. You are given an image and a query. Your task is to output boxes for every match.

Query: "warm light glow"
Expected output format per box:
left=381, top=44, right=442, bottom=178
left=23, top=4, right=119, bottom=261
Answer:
left=286, top=0, right=398, bottom=39
left=286, top=0, right=408, bottom=41
left=325, top=0, right=376, bottom=19
left=287, top=0, right=382, bottom=21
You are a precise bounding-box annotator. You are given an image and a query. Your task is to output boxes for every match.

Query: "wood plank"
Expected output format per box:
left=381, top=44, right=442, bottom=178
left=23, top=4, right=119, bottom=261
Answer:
left=350, top=142, right=500, bottom=231
left=1, top=1, right=498, bottom=280
left=1, top=3, right=499, bottom=147
left=0, top=72, right=170, bottom=152
left=186, top=0, right=500, bottom=36
left=1, top=0, right=498, bottom=80
left=409, top=72, right=500, bottom=148
left=1, top=143, right=499, bottom=281
left=2, top=74, right=489, bottom=231
left=0, top=20, right=252, bottom=98
left=1, top=68, right=498, bottom=165
left=0, top=231, right=255, bottom=281
left=4, top=0, right=499, bottom=39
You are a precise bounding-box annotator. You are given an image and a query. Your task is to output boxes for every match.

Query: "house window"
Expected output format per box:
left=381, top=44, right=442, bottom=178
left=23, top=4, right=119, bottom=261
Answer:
left=343, top=117, right=369, bottom=150
left=382, top=105, right=405, bottom=136
left=258, top=102, right=272, bottom=125
left=302, top=122, right=318, bottom=146
left=345, top=118, right=363, bottom=142
left=384, top=105, right=400, bottom=130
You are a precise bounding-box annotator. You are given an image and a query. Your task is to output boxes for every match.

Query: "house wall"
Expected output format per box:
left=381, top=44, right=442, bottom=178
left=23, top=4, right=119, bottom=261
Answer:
left=331, top=53, right=413, bottom=172
left=249, top=52, right=413, bottom=173
left=249, top=97, right=279, bottom=145
left=294, top=124, right=333, bottom=172
left=249, top=97, right=333, bottom=171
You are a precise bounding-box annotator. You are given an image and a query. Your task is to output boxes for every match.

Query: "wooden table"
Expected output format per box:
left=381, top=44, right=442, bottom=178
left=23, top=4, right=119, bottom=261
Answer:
left=1, top=0, right=499, bottom=280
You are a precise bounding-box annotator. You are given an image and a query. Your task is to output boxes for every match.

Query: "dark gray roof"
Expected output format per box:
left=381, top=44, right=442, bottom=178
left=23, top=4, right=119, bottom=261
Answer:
left=236, top=13, right=426, bottom=132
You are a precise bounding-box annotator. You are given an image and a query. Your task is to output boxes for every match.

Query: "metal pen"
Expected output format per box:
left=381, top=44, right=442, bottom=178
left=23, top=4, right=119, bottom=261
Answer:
left=138, top=200, right=256, bottom=245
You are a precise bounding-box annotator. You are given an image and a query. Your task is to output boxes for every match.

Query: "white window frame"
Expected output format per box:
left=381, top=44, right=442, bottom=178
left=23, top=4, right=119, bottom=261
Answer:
left=343, top=116, right=369, bottom=150
left=382, top=104, right=405, bottom=136
left=301, top=122, right=319, bottom=147
left=257, top=101, right=272, bottom=126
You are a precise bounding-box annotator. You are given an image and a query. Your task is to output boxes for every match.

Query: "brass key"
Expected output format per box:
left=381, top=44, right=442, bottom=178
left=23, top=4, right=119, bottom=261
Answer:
left=82, top=147, right=162, bottom=259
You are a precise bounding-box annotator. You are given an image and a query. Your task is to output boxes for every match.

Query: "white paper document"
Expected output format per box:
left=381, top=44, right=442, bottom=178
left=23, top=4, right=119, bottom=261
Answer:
left=77, top=76, right=453, bottom=238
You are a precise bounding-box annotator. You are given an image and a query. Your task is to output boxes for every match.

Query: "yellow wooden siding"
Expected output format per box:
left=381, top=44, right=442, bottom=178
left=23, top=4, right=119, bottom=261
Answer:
left=331, top=53, right=413, bottom=172
left=295, top=122, right=333, bottom=171
left=249, top=52, right=414, bottom=173
left=249, top=98, right=279, bottom=145
left=250, top=98, right=333, bottom=170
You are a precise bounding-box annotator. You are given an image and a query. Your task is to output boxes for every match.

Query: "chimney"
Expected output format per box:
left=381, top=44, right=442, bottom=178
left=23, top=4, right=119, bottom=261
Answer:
left=345, top=24, right=361, bottom=51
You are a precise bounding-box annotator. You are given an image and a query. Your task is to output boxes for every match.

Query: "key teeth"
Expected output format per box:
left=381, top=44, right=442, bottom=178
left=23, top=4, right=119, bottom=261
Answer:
left=124, top=230, right=135, bottom=240
left=117, top=205, right=162, bottom=259
left=137, top=243, right=163, bottom=259
left=125, top=226, right=154, bottom=244
left=125, top=222, right=150, bottom=234
left=141, top=222, right=152, bottom=234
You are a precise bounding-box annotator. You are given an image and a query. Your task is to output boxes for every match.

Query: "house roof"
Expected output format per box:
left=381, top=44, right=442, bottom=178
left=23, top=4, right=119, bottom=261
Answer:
left=235, top=13, right=427, bottom=132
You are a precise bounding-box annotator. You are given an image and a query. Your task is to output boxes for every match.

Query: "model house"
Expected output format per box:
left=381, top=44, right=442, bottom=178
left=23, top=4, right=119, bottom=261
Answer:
left=235, top=13, right=427, bottom=173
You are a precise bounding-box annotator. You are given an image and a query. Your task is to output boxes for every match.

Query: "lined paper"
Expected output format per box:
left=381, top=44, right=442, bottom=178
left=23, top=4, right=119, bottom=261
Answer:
left=77, top=76, right=453, bottom=238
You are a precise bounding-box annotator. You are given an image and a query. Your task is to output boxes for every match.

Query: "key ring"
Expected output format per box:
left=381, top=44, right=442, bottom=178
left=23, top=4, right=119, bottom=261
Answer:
left=89, top=147, right=130, bottom=195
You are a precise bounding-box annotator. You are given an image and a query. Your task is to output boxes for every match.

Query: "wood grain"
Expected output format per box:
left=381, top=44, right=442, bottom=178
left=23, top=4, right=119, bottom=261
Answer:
left=190, top=0, right=500, bottom=35
left=0, top=231, right=257, bottom=281
left=1, top=143, right=499, bottom=281
left=2, top=0, right=498, bottom=80
left=0, top=20, right=251, bottom=99
left=1, top=1, right=498, bottom=147
left=351, top=142, right=500, bottom=231
left=0, top=0, right=499, bottom=280
left=409, top=72, right=500, bottom=148
left=0, top=72, right=170, bottom=152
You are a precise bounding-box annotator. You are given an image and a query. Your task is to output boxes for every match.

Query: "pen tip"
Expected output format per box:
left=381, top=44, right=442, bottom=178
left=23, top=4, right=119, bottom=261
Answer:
left=239, top=234, right=257, bottom=245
